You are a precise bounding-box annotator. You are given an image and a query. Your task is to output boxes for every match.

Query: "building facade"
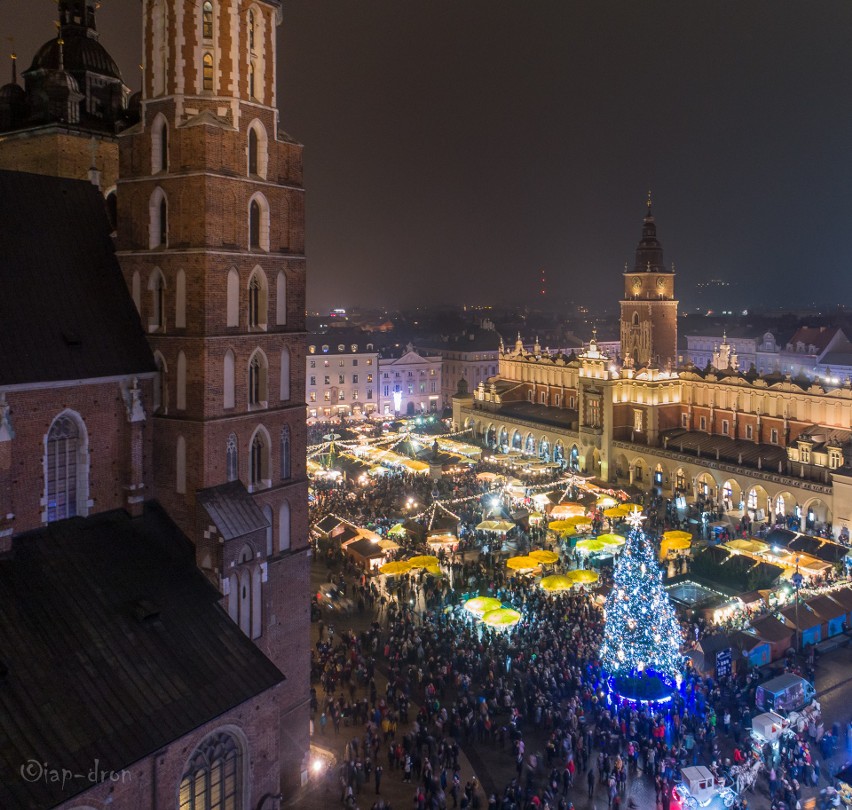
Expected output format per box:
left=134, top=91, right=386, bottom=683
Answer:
left=117, top=0, right=309, bottom=787
left=0, top=1, right=310, bottom=805
left=306, top=333, right=379, bottom=418
left=379, top=348, right=442, bottom=416
left=416, top=329, right=500, bottom=407
left=454, top=204, right=852, bottom=536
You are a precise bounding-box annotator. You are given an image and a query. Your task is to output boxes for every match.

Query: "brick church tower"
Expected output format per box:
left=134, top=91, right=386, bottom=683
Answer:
left=116, top=0, right=309, bottom=784
left=620, top=195, right=678, bottom=369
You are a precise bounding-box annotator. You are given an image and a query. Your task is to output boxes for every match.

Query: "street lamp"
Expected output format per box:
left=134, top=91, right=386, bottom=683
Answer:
left=791, top=555, right=804, bottom=656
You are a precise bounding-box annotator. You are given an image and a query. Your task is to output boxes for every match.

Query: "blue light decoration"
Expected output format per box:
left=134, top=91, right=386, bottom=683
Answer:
left=599, top=510, right=684, bottom=705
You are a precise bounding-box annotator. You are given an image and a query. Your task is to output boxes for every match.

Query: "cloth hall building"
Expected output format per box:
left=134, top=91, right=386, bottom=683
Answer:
left=454, top=203, right=852, bottom=537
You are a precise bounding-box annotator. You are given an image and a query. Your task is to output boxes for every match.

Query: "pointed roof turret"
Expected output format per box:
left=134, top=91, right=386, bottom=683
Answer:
left=630, top=191, right=669, bottom=274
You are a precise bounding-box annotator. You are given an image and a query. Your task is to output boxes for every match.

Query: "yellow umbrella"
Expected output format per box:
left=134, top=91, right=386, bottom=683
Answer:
left=603, top=507, right=625, bottom=519
left=506, top=555, right=540, bottom=571
left=481, top=607, right=522, bottom=628
left=663, top=530, right=692, bottom=542
left=540, top=574, right=574, bottom=592
left=575, top=538, right=609, bottom=553
left=666, top=537, right=691, bottom=550
left=464, top=596, right=503, bottom=615
left=407, top=555, right=440, bottom=569
left=597, top=533, right=625, bottom=547
left=380, top=560, right=412, bottom=575
left=548, top=520, right=577, bottom=535
left=566, top=569, right=599, bottom=585
left=529, top=549, right=559, bottom=564
left=378, top=538, right=401, bottom=551
left=596, top=495, right=618, bottom=508
left=424, top=564, right=444, bottom=576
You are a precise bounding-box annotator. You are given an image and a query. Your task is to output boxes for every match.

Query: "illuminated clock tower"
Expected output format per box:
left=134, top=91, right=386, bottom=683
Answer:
left=620, top=195, right=678, bottom=369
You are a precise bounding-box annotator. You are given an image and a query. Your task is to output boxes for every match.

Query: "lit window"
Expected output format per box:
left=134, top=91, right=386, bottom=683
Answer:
left=179, top=731, right=242, bottom=810
left=202, top=2, right=214, bottom=39
left=202, top=53, right=214, bottom=91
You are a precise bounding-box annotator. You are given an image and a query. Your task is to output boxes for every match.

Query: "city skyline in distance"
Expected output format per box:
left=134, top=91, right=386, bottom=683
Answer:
left=3, top=1, right=852, bottom=311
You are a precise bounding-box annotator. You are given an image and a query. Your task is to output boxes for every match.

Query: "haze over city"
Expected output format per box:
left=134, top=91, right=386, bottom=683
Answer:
left=4, top=0, right=852, bottom=311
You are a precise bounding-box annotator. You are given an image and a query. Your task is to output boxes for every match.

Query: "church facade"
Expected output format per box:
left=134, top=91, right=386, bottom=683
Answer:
left=0, top=2, right=309, bottom=808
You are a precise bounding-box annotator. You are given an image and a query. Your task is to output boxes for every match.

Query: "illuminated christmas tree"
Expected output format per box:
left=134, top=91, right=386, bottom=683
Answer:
left=599, top=510, right=684, bottom=701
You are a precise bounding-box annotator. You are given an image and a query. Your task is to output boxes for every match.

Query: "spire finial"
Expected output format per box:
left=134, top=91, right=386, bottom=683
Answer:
left=647, top=189, right=652, bottom=211
left=10, top=52, right=16, bottom=85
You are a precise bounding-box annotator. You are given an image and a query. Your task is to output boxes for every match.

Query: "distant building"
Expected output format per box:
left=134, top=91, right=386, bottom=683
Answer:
left=379, top=346, right=442, bottom=416
left=454, top=201, right=852, bottom=538
left=307, top=333, right=379, bottom=419
left=416, top=328, right=501, bottom=406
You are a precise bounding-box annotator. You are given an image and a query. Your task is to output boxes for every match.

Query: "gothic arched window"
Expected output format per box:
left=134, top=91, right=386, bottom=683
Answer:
left=226, top=433, right=238, bottom=482
left=202, top=2, right=214, bottom=39
left=178, top=730, right=243, bottom=810
left=46, top=413, right=87, bottom=522
left=280, top=425, right=291, bottom=479
left=203, top=52, right=214, bottom=91
left=249, top=200, right=260, bottom=249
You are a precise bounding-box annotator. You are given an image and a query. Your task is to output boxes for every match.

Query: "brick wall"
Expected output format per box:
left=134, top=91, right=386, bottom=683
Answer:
left=0, top=378, right=154, bottom=537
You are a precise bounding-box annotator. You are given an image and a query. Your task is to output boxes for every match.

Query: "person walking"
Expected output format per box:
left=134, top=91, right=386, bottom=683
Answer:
left=588, top=768, right=595, bottom=799
left=374, top=763, right=383, bottom=795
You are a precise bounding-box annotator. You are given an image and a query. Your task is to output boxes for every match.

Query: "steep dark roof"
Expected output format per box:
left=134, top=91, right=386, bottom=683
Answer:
left=497, top=401, right=579, bottom=430
left=0, top=505, right=284, bottom=809
left=0, top=170, right=155, bottom=385
left=197, top=481, right=270, bottom=542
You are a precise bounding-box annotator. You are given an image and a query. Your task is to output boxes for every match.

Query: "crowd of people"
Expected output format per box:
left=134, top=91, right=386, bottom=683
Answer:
left=305, top=423, right=851, bottom=810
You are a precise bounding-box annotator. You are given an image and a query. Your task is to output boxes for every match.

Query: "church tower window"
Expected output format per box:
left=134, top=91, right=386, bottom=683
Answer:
left=202, top=2, right=214, bottom=40
left=202, top=53, right=214, bottom=91
left=226, top=433, right=238, bottom=482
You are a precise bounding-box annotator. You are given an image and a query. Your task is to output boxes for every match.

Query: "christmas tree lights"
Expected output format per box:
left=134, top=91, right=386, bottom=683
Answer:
left=599, top=510, right=684, bottom=701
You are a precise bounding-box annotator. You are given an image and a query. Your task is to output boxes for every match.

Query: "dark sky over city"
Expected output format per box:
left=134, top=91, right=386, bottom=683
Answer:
left=4, top=1, right=852, bottom=311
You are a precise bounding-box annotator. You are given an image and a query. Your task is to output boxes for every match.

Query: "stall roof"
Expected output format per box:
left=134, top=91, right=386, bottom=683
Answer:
left=806, top=595, right=847, bottom=622
left=779, top=603, right=823, bottom=631
left=750, top=614, right=794, bottom=643
left=343, top=538, right=385, bottom=559
left=827, top=586, right=852, bottom=612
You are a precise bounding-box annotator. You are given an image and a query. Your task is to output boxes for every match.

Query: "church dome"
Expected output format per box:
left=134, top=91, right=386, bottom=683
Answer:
left=0, top=82, right=25, bottom=103
left=29, top=34, right=121, bottom=82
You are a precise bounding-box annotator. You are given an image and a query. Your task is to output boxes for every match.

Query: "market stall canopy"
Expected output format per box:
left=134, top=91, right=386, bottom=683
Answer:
left=596, top=533, right=625, bottom=548
left=540, top=574, right=574, bottom=592
left=529, top=549, right=559, bottom=564
left=476, top=471, right=500, bottom=482
left=663, top=530, right=693, bottom=542
left=387, top=523, right=408, bottom=538
left=477, top=520, right=516, bottom=533
left=506, top=555, right=540, bottom=571
left=547, top=520, right=578, bottom=535
left=549, top=502, right=586, bottom=519
left=566, top=569, right=599, bottom=585
left=378, top=538, right=400, bottom=551
left=481, top=608, right=522, bottom=628
left=379, top=560, right=412, bottom=575
left=596, top=495, right=618, bottom=508
left=575, top=538, right=609, bottom=553
left=463, top=596, right=503, bottom=616
left=407, top=555, right=440, bottom=569
left=724, top=538, right=768, bottom=554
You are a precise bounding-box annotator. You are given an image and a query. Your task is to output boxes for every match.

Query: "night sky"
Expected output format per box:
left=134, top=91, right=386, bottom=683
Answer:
left=4, top=1, right=852, bottom=312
